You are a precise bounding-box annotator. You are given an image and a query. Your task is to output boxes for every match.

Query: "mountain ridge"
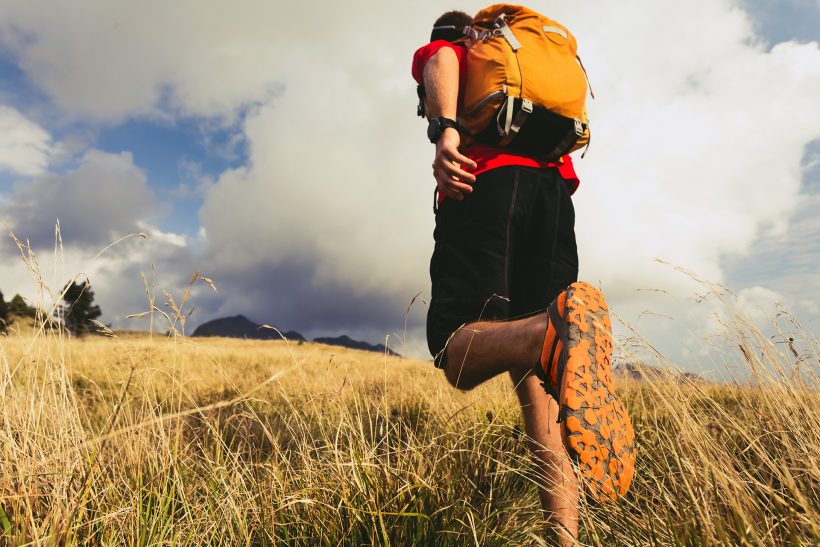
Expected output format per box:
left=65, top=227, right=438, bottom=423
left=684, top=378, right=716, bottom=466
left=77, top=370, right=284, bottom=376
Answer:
left=191, top=315, right=305, bottom=341
left=192, top=315, right=399, bottom=356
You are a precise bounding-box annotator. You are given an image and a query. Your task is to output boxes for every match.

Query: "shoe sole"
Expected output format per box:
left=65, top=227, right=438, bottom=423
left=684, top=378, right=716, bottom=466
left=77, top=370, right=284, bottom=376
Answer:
left=558, top=281, right=636, bottom=502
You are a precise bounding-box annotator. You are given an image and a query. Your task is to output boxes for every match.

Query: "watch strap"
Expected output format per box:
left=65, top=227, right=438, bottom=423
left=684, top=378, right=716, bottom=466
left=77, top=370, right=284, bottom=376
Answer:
left=438, top=117, right=458, bottom=130
left=428, top=117, right=459, bottom=143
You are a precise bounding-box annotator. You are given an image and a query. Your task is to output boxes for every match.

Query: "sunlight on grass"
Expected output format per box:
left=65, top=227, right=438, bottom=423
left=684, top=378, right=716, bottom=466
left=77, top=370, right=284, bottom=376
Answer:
left=0, top=239, right=818, bottom=545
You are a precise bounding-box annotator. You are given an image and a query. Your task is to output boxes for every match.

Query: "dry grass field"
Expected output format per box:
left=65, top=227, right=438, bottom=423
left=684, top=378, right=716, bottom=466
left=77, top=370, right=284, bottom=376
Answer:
left=1, top=288, right=818, bottom=545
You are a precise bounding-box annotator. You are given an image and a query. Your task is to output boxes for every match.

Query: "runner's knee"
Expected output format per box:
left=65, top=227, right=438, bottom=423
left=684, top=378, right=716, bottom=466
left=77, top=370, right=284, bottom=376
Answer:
left=442, top=356, right=478, bottom=390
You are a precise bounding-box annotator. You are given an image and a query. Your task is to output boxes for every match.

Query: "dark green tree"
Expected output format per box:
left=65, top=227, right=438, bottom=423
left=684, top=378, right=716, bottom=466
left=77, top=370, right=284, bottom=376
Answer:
left=0, top=290, right=8, bottom=333
left=60, top=281, right=102, bottom=336
left=9, top=294, right=36, bottom=318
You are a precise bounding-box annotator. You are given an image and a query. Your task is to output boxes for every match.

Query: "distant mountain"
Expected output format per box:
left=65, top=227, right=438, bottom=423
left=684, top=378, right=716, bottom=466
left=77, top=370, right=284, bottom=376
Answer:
left=192, top=315, right=305, bottom=341
left=313, top=335, right=400, bottom=356
left=191, top=315, right=399, bottom=356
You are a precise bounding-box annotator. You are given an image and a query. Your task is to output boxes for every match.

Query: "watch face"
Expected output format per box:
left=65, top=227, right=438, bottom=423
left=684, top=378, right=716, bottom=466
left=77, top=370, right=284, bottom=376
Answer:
left=427, top=118, right=440, bottom=143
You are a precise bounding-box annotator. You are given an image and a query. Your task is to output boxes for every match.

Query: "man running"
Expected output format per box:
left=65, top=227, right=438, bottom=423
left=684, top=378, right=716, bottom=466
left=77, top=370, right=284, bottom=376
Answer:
left=412, top=8, right=635, bottom=542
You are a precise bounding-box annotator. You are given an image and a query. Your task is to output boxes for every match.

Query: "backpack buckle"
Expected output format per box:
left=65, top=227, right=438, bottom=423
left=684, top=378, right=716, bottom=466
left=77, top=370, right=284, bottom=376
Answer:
left=574, top=118, right=584, bottom=137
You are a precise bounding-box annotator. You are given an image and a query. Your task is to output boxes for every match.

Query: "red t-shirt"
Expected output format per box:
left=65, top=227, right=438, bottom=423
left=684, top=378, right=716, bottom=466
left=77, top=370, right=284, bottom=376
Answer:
left=412, top=40, right=580, bottom=194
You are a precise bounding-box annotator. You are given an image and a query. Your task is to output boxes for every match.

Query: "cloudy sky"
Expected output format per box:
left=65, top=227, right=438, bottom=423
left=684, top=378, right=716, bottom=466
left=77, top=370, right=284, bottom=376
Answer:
left=0, top=0, right=818, bottom=373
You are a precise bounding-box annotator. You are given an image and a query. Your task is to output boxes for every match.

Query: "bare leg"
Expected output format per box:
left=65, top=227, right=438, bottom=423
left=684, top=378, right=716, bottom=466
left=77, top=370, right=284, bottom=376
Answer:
left=440, top=313, right=579, bottom=542
left=510, top=368, right=579, bottom=545
left=441, top=314, right=545, bottom=390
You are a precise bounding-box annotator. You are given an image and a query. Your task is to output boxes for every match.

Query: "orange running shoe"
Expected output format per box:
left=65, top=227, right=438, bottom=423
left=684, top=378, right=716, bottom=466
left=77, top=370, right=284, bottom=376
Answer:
left=536, top=281, right=636, bottom=502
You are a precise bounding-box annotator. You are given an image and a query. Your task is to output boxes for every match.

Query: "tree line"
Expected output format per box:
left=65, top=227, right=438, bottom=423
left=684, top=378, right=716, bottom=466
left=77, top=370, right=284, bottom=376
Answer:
left=0, top=281, right=102, bottom=336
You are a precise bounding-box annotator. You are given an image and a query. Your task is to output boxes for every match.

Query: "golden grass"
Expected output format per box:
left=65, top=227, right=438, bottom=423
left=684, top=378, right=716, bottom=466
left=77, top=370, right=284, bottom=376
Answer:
left=1, top=280, right=818, bottom=545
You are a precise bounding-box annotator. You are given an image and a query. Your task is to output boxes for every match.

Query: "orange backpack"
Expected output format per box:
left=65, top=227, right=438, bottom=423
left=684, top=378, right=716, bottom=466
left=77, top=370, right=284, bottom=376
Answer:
left=459, top=4, right=592, bottom=159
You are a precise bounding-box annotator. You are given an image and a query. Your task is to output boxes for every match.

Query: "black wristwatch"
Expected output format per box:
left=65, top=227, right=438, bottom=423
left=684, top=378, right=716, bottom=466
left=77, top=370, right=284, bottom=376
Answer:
left=427, top=117, right=459, bottom=143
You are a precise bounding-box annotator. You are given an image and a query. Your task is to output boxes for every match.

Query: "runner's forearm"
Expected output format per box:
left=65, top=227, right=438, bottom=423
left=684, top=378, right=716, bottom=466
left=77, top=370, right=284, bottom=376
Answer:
left=422, top=48, right=459, bottom=120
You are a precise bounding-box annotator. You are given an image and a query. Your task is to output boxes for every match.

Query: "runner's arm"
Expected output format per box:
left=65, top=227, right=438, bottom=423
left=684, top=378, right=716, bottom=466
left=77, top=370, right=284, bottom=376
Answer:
left=423, top=48, right=477, bottom=200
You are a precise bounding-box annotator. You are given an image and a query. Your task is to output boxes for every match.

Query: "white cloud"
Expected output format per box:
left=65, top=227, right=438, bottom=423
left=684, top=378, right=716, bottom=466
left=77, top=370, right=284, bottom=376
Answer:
left=195, top=0, right=820, bottom=356
left=737, top=286, right=784, bottom=324
left=0, top=219, right=208, bottom=333
left=721, top=188, right=820, bottom=330
left=0, top=0, right=818, bottom=361
left=0, top=2, right=291, bottom=123
left=2, top=149, right=159, bottom=249
left=85, top=224, right=212, bottom=332
left=0, top=105, right=53, bottom=175
left=564, top=6, right=820, bottom=284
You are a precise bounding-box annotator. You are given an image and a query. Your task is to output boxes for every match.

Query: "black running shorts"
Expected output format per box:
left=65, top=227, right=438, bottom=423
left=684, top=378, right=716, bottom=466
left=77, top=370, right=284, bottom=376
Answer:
left=427, top=165, right=579, bottom=368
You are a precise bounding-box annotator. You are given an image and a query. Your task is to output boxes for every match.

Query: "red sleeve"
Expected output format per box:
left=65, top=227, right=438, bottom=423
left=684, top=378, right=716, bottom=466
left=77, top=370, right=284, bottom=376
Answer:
left=411, top=41, right=466, bottom=85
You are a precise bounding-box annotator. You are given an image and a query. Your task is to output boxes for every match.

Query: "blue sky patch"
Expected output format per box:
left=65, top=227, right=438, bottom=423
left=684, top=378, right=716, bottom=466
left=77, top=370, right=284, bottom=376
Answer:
left=97, top=117, right=247, bottom=235
left=741, top=0, right=820, bottom=46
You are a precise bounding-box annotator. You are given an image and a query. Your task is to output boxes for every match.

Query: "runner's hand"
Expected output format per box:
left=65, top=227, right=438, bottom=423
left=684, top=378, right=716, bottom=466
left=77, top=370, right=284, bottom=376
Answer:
left=432, top=128, right=477, bottom=201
